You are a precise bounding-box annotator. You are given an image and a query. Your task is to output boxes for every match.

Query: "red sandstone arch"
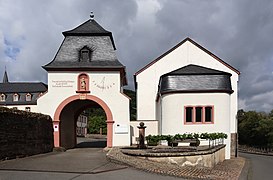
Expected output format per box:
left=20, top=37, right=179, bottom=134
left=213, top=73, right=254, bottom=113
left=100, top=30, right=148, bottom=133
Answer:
left=53, top=95, right=114, bottom=148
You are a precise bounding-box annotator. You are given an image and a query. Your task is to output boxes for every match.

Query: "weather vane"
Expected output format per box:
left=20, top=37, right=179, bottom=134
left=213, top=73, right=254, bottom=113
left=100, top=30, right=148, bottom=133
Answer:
left=90, top=11, right=94, bottom=20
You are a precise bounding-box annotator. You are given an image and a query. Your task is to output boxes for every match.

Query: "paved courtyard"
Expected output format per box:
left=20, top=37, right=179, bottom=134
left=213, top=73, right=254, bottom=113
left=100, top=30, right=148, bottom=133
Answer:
left=0, top=137, right=248, bottom=180
left=0, top=138, right=181, bottom=180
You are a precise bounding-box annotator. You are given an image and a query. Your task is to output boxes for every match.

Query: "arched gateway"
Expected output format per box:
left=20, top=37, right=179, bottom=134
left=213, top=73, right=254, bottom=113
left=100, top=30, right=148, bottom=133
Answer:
left=37, top=16, right=130, bottom=149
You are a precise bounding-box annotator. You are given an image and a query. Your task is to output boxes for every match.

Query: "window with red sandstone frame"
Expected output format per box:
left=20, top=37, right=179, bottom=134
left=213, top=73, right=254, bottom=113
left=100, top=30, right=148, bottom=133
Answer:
left=184, top=106, right=214, bottom=124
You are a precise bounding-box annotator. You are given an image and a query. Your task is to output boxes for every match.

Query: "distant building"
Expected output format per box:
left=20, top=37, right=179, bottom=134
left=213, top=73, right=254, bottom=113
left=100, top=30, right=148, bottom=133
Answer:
left=76, top=114, right=88, bottom=137
left=0, top=70, right=47, bottom=112
left=0, top=70, right=88, bottom=138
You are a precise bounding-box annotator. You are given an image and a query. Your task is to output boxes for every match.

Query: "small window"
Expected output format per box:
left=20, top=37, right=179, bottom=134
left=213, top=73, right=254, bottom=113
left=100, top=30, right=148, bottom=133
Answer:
left=0, top=94, right=5, bottom=101
left=26, top=93, right=32, bottom=101
left=205, top=107, right=213, bottom=122
left=81, top=50, right=89, bottom=61
left=79, top=46, right=92, bottom=62
left=25, top=107, right=31, bottom=112
left=184, top=106, right=214, bottom=124
left=185, top=107, right=193, bottom=123
left=13, top=94, right=19, bottom=101
left=195, top=107, right=202, bottom=123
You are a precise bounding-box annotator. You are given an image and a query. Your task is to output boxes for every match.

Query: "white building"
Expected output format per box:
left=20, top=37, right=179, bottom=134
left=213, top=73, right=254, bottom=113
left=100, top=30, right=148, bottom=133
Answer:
left=76, top=114, right=88, bottom=137
left=0, top=15, right=239, bottom=159
left=0, top=70, right=47, bottom=112
left=37, top=16, right=130, bottom=149
left=134, top=38, right=240, bottom=159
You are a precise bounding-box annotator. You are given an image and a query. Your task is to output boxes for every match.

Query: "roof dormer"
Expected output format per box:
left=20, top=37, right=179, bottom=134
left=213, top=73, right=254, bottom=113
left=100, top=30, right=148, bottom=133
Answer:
left=26, top=93, right=32, bottom=101
left=79, top=46, right=92, bottom=62
left=0, top=94, right=5, bottom=102
left=13, top=93, right=19, bottom=101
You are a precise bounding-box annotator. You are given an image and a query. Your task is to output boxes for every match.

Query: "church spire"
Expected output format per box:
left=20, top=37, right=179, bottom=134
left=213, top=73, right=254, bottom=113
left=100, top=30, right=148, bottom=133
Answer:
left=3, top=67, right=9, bottom=83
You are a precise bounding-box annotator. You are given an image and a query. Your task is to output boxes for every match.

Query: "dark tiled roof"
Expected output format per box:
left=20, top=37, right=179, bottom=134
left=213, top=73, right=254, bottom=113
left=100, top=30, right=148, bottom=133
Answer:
left=159, top=65, right=233, bottom=94
left=0, top=82, right=47, bottom=93
left=163, top=64, right=231, bottom=75
left=44, top=60, right=124, bottom=69
left=43, top=19, right=127, bottom=85
left=43, top=20, right=122, bottom=70
left=0, top=82, right=47, bottom=105
left=62, top=20, right=111, bottom=36
left=62, top=19, right=116, bottom=50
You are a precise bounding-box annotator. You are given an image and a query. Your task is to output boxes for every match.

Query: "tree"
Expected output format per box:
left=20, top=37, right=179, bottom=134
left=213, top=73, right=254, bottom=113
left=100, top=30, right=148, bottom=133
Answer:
left=88, top=115, right=107, bottom=134
left=85, top=108, right=106, bottom=134
left=238, top=109, right=273, bottom=148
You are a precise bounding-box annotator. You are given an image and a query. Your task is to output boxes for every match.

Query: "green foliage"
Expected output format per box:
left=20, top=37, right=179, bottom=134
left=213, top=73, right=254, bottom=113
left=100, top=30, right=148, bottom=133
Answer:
left=83, top=89, right=136, bottom=134
left=238, top=109, right=273, bottom=148
left=85, top=108, right=107, bottom=134
left=146, top=135, right=161, bottom=146
left=88, top=116, right=107, bottom=134
left=145, top=132, right=227, bottom=146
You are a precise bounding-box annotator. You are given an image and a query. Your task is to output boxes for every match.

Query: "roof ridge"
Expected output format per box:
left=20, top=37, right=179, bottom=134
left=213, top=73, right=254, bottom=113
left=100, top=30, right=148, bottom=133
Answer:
left=135, top=37, right=240, bottom=76
left=62, top=19, right=111, bottom=36
left=164, top=64, right=232, bottom=76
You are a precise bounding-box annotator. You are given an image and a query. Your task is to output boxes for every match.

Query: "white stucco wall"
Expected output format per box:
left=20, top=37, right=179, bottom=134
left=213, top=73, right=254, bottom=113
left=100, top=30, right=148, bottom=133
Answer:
left=136, top=40, right=238, bottom=124
left=135, top=39, right=239, bottom=159
left=37, top=71, right=130, bottom=147
left=160, top=93, right=231, bottom=159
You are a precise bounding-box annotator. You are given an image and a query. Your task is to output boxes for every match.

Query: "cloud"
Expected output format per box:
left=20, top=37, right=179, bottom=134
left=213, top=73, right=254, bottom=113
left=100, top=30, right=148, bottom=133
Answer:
left=0, top=0, right=272, bottom=112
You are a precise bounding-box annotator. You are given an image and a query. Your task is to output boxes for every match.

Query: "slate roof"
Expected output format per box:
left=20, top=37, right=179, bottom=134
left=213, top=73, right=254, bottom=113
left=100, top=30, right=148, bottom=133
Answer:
left=62, top=19, right=116, bottom=50
left=164, top=64, right=231, bottom=75
left=0, top=81, right=48, bottom=105
left=44, top=60, right=125, bottom=70
left=159, top=65, right=233, bottom=94
left=63, top=19, right=111, bottom=35
left=43, top=18, right=127, bottom=85
left=0, top=82, right=47, bottom=93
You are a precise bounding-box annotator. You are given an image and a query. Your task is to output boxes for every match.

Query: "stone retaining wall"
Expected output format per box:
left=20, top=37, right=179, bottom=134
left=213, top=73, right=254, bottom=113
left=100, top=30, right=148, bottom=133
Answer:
left=107, top=146, right=244, bottom=179
left=0, top=107, right=53, bottom=160
left=143, top=146, right=225, bottom=168
left=122, top=145, right=226, bottom=168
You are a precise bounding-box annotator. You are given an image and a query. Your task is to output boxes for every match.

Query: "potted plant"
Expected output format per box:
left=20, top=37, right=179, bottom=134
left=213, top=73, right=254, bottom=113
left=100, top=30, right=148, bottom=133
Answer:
left=164, top=135, right=177, bottom=147
left=146, top=135, right=160, bottom=146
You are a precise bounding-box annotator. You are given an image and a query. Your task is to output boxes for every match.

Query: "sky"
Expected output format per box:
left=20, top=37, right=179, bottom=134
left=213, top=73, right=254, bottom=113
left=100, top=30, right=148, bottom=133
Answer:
left=0, top=0, right=273, bottom=112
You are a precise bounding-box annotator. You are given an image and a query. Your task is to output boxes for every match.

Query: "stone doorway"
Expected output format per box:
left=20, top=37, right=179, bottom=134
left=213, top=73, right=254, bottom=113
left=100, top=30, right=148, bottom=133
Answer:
left=53, top=95, right=113, bottom=149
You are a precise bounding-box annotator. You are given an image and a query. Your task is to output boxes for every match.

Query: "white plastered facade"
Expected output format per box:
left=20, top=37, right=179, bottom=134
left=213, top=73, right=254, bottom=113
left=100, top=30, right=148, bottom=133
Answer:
left=37, top=71, right=130, bottom=147
left=135, top=39, right=239, bottom=159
